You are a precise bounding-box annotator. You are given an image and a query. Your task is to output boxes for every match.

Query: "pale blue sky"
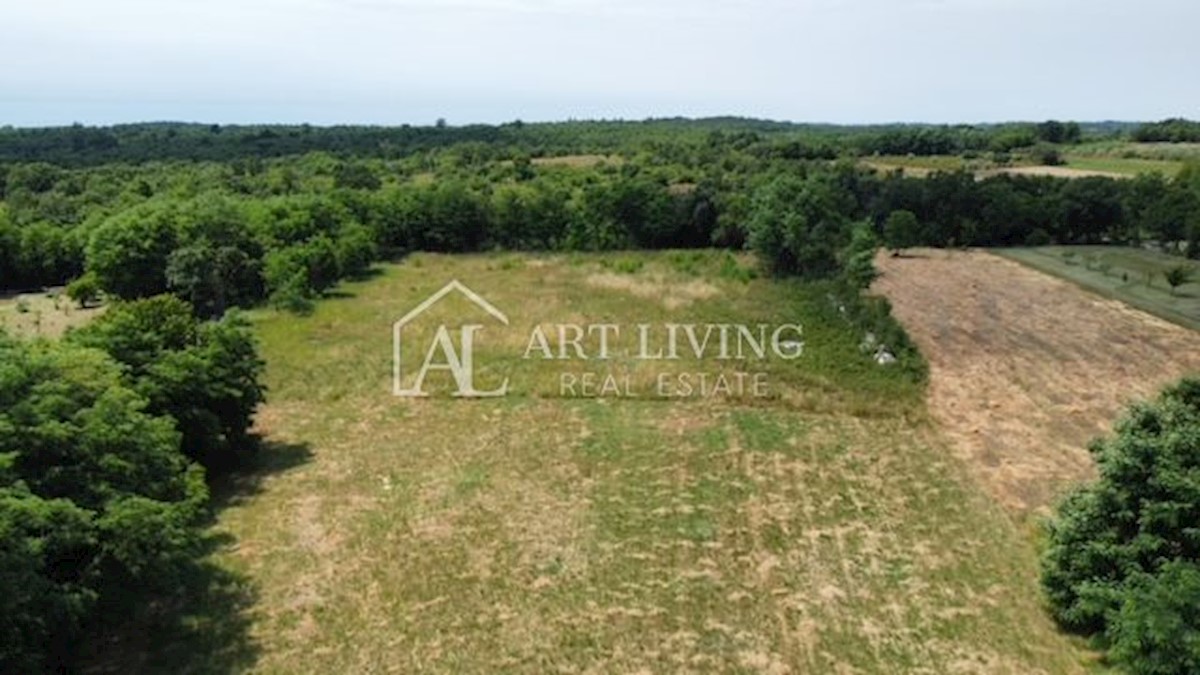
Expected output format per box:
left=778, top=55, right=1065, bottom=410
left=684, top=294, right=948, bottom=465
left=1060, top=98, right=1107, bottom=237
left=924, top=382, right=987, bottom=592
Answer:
left=2, top=0, right=1197, bottom=126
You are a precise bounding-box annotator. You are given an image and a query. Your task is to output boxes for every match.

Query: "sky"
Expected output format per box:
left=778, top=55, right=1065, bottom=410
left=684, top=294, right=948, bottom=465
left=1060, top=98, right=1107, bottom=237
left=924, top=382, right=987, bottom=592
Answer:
left=1, top=0, right=1197, bottom=127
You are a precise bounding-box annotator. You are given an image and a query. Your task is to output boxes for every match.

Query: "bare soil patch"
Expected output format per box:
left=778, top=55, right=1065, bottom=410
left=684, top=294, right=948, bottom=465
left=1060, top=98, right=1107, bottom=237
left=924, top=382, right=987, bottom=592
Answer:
left=984, top=166, right=1128, bottom=180
left=874, top=249, right=1200, bottom=515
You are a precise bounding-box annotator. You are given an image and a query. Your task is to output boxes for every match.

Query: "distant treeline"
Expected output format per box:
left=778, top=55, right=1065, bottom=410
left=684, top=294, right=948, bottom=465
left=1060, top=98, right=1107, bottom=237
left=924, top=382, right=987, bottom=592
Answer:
left=1132, top=118, right=1200, bottom=143
left=3, top=147, right=1197, bottom=308
left=0, top=118, right=1147, bottom=166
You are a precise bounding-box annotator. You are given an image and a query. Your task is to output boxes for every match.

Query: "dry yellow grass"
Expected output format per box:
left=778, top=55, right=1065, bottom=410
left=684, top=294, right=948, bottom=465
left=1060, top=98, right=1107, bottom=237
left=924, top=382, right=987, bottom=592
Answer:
left=874, top=249, right=1200, bottom=516
left=0, top=288, right=105, bottom=338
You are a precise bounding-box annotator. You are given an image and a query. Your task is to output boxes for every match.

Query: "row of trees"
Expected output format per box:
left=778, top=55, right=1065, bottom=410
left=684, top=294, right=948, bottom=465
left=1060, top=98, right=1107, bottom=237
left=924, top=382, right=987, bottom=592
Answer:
left=4, top=157, right=1198, bottom=314
left=0, top=118, right=1119, bottom=167
left=1133, top=118, right=1200, bottom=143
left=1, top=296, right=265, bottom=671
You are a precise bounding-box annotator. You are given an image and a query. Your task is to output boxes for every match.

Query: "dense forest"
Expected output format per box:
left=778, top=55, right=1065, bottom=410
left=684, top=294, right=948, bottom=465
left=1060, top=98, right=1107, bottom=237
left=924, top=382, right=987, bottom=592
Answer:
left=2, top=116, right=1199, bottom=671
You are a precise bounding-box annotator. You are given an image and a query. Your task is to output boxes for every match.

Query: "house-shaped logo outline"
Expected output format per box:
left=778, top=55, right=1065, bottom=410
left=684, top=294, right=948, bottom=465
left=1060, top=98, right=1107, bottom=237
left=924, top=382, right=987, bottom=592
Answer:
left=392, top=280, right=509, bottom=396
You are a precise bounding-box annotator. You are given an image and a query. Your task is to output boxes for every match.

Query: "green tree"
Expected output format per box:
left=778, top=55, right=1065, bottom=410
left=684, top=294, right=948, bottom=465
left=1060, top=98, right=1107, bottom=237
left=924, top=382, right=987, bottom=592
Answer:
left=68, top=296, right=266, bottom=472
left=263, top=235, right=341, bottom=309
left=747, top=173, right=853, bottom=278
left=1108, top=562, right=1200, bottom=675
left=1042, top=378, right=1200, bottom=646
left=333, top=162, right=382, bottom=191
left=840, top=220, right=881, bottom=289
left=882, top=210, right=922, bottom=256
left=86, top=203, right=180, bottom=299
left=333, top=223, right=378, bottom=278
left=0, top=333, right=207, bottom=671
left=1164, top=264, right=1194, bottom=295
left=65, top=271, right=101, bottom=308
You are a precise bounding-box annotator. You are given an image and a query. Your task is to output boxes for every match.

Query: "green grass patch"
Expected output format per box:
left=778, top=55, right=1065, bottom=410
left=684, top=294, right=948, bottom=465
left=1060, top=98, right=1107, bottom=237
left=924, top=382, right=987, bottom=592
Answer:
left=997, top=246, right=1200, bottom=331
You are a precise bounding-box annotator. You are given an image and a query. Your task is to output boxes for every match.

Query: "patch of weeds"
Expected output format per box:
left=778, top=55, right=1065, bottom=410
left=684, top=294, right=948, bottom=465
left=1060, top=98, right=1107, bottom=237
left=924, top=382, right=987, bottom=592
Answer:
left=602, top=257, right=644, bottom=274
left=666, top=250, right=706, bottom=276
left=678, top=514, right=717, bottom=542
left=453, top=464, right=490, bottom=499
left=717, top=252, right=757, bottom=282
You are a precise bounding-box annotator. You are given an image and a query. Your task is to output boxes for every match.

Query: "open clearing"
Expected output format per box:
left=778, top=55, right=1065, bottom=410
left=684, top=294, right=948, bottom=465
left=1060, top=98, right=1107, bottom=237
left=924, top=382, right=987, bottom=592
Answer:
left=135, top=251, right=1095, bottom=673
left=0, top=288, right=104, bottom=338
left=984, top=166, right=1128, bottom=180
left=1060, top=156, right=1183, bottom=177
left=874, top=249, right=1200, bottom=517
left=862, top=150, right=1184, bottom=179
left=997, top=246, right=1200, bottom=331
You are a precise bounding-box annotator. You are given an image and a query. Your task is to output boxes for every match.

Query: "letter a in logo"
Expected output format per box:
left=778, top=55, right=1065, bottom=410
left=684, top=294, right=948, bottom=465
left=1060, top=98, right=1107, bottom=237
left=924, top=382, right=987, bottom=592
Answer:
left=392, top=281, right=509, bottom=398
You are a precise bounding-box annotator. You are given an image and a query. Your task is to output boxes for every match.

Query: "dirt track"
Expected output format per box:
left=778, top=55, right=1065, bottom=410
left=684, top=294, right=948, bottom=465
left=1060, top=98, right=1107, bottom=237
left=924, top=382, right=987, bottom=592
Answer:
left=874, top=249, right=1200, bottom=515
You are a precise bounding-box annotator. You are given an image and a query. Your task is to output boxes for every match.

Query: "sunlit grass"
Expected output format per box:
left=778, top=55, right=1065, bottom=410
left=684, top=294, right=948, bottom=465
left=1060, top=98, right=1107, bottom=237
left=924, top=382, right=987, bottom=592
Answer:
left=194, top=251, right=1090, bottom=673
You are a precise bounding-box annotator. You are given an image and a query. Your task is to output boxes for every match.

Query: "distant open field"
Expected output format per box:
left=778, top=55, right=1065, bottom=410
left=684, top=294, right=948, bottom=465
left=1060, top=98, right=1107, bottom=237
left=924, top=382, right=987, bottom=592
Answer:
left=864, top=149, right=1186, bottom=179
left=1060, top=155, right=1183, bottom=177
left=861, top=155, right=975, bottom=177
left=997, top=246, right=1200, bottom=331
left=987, top=165, right=1129, bottom=180
left=0, top=288, right=104, bottom=338
left=113, top=251, right=1095, bottom=673
left=874, top=249, right=1200, bottom=518
left=531, top=154, right=621, bottom=168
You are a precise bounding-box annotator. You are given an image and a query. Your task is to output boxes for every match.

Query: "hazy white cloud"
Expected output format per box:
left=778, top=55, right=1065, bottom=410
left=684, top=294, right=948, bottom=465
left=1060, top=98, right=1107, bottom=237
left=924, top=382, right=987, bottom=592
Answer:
left=1, top=0, right=1196, bottom=125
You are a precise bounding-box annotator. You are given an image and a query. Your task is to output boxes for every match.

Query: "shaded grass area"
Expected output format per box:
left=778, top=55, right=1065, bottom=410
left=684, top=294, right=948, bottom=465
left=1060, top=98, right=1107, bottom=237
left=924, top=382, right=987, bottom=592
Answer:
left=81, top=441, right=314, bottom=675
left=997, top=246, right=1200, bottom=331
left=126, top=251, right=1091, bottom=672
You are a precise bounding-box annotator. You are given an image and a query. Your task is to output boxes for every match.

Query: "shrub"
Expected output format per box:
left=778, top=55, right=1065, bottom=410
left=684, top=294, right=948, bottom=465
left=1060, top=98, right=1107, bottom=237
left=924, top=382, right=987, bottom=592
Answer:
left=334, top=223, right=378, bottom=278
left=65, top=272, right=101, bottom=308
left=0, top=334, right=208, bottom=671
left=882, top=210, right=921, bottom=255
left=68, top=296, right=266, bottom=472
left=1042, top=378, right=1200, bottom=670
left=1108, top=562, right=1200, bottom=675
left=748, top=173, right=852, bottom=279
left=86, top=204, right=180, bottom=299
left=263, top=235, right=341, bottom=309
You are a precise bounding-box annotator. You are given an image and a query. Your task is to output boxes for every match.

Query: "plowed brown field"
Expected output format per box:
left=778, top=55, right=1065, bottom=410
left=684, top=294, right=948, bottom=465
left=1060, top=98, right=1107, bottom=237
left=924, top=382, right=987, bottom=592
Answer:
left=874, top=249, right=1200, bottom=516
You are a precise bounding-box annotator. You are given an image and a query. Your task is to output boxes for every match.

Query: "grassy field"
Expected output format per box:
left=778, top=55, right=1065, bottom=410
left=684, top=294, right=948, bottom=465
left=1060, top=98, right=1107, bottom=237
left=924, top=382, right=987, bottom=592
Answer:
left=996, top=246, right=1200, bottom=331
left=0, top=288, right=104, bottom=338
left=1061, top=155, right=1183, bottom=177
left=106, top=250, right=1098, bottom=673
left=861, top=155, right=975, bottom=177
left=863, top=146, right=1188, bottom=179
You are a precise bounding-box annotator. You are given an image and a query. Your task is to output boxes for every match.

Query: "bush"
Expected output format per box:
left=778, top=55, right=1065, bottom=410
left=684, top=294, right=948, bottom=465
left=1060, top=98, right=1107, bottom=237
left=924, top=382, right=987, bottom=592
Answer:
left=86, top=203, right=180, bottom=299
left=1032, top=143, right=1064, bottom=167
left=882, top=209, right=921, bottom=255
left=68, top=296, right=266, bottom=472
left=0, top=334, right=208, bottom=671
left=1108, top=562, right=1200, bottom=675
left=1042, top=378, right=1200, bottom=671
left=263, top=235, right=341, bottom=309
left=747, top=173, right=853, bottom=279
left=65, top=272, right=101, bottom=308
left=334, top=223, right=378, bottom=278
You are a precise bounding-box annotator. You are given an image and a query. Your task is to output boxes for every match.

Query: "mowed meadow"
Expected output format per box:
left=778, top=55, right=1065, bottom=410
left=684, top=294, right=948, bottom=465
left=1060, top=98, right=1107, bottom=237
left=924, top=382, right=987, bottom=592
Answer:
left=176, top=251, right=1093, bottom=673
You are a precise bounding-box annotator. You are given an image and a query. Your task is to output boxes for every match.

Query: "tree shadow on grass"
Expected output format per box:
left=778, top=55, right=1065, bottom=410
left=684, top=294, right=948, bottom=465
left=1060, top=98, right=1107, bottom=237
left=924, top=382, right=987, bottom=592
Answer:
left=82, top=440, right=313, bottom=674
